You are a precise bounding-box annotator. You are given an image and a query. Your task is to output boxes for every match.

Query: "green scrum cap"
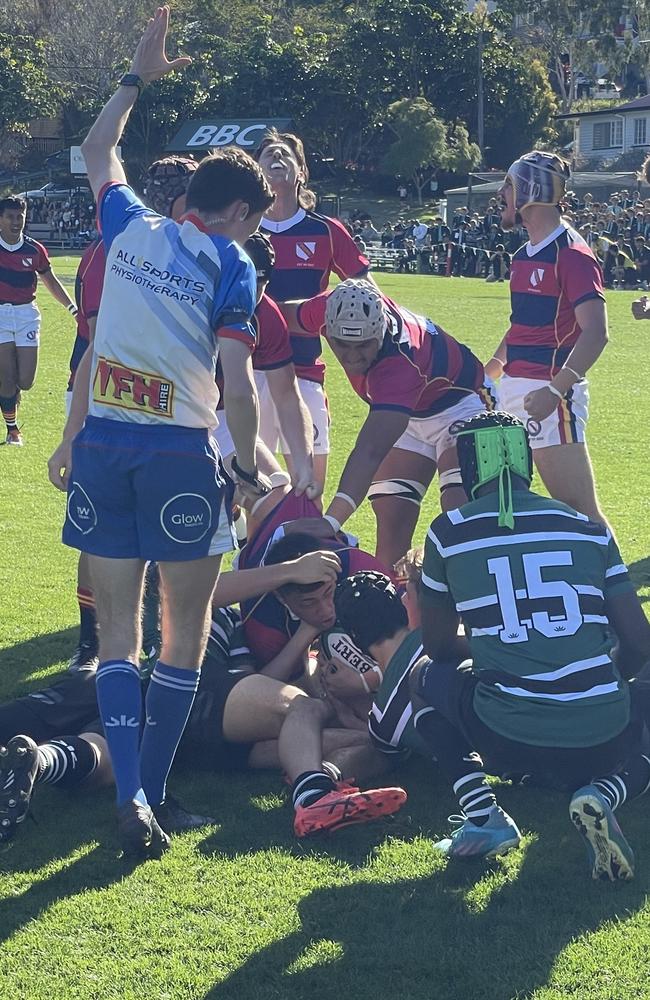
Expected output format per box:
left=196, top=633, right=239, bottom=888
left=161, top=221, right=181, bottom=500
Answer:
left=455, top=420, right=532, bottom=530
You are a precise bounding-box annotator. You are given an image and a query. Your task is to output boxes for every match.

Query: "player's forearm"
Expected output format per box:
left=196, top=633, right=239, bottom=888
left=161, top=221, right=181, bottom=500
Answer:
left=41, top=271, right=75, bottom=310
left=64, top=348, right=92, bottom=440
left=259, top=632, right=312, bottom=681
left=326, top=440, right=390, bottom=528
left=485, top=335, right=507, bottom=380
left=82, top=87, right=136, bottom=160
left=552, top=324, right=609, bottom=397
left=223, top=381, right=258, bottom=473
left=213, top=563, right=302, bottom=606
left=272, top=381, right=313, bottom=473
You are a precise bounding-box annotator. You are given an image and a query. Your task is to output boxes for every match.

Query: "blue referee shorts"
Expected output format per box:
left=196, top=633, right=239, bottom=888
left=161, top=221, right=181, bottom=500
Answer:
left=63, top=416, right=236, bottom=561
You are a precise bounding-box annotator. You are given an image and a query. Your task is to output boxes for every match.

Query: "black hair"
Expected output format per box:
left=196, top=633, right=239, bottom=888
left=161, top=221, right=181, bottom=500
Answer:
left=244, top=231, right=275, bottom=279
left=185, top=147, right=274, bottom=216
left=334, top=572, right=407, bottom=654
left=0, top=196, right=26, bottom=215
left=454, top=410, right=533, bottom=497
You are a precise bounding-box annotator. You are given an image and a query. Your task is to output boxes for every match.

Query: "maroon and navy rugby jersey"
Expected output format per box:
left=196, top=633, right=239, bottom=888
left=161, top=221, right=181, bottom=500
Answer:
left=0, top=236, right=50, bottom=304
left=297, top=292, right=486, bottom=418
left=68, top=239, right=106, bottom=390
left=239, top=489, right=390, bottom=666
left=215, top=292, right=293, bottom=410
left=505, top=222, right=605, bottom=380
left=261, top=209, right=369, bottom=384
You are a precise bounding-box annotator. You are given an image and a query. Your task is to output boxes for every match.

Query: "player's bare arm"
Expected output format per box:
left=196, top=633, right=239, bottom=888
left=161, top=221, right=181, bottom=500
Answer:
left=39, top=269, right=77, bottom=312
left=81, top=6, right=190, bottom=198
left=48, top=318, right=96, bottom=491
left=524, top=298, right=608, bottom=423
left=485, top=334, right=507, bottom=380
left=419, top=589, right=470, bottom=663
left=265, top=364, right=319, bottom=499
left=324, top=409, right=410, bottom=530
left=604, top=590, right=650, bottom=680
left=212, top=551, right=341, bottom=607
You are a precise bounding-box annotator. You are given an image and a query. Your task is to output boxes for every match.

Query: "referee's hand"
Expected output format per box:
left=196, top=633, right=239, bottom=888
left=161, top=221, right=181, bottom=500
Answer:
left=48, top=439, right=72, bottom=491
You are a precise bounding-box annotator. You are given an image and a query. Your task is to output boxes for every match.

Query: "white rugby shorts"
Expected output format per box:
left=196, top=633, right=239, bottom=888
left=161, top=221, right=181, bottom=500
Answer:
left=497, top=374, right=588, bottom=449
left=0, top=302, right=41, bottom=347
left=255, top=371, right=330, bottom=456
left=393, top=392, right=488, bottom=463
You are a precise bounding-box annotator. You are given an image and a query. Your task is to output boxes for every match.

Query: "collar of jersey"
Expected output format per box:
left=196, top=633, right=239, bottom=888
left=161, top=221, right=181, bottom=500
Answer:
left=261, top=209, right=306, bottom=233
left=0, top=235, right=24, bottom=252
left=526, top=221, right=566, bottom=257
left=179, top=212, right=209, bottom=232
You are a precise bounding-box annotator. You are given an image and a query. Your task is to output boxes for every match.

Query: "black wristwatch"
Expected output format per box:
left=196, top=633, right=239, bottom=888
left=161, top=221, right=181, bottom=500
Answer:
left=232, top=456, right=270, bottom=495
left=119, top=73, right=145, bottom=96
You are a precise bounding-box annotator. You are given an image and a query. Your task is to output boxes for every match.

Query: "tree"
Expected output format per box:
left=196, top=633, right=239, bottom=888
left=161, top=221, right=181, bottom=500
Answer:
left=0, top=35, right=54, bottom=170
left=382, top=98, right=481, bottom=203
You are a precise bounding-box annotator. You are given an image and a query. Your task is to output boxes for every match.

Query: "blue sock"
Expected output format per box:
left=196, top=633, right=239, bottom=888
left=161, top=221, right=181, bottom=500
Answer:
left=95, top=660, right=145, bottom=806
left=139, top=661, right=200, bottom=807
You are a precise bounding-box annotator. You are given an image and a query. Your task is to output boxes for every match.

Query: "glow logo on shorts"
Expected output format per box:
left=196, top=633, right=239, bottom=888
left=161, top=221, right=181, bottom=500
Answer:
left=161, top=493, right=212, bottom=544
left=67, top=482, right=98, bottom=535
left=93, top=356, right=174, bottom=417
left=526, top=418, right=542, bottom=437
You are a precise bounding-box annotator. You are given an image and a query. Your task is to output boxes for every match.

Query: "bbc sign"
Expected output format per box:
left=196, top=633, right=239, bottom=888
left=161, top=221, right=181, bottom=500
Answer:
left=167, top=118, right=293, bottom=152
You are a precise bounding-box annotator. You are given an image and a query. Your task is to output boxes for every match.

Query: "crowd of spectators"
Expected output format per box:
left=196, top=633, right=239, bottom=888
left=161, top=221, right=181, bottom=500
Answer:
left=343, top=187, right=650, bottom=287
left=25, top=197, right=97, bottom=247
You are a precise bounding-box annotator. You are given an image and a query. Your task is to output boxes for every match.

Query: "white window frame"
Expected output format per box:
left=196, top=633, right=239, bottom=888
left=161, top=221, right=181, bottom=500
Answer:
left=634, top=117, right=647, bottom=146
left=592, top=118, right=623, bottom=150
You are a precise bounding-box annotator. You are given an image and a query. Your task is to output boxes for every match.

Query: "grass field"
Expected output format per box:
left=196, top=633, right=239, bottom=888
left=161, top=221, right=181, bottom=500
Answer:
left=1, top=262, right=649, bottom=1000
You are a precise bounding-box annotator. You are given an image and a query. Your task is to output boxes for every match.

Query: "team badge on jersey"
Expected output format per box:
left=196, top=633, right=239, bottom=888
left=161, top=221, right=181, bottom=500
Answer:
left=295, top=241, right=316, bottom=261
left=93, top=356, right=175, bottom=417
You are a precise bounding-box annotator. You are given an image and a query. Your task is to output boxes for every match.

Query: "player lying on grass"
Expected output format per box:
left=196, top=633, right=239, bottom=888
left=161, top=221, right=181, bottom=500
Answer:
left=409, top=410, right=650, bottom=879
left=279, top=279, right=494, bottom=567
left=0, top=578, right=405, bottom=847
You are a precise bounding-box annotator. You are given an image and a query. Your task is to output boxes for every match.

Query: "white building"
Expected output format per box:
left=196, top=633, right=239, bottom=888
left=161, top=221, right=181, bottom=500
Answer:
left=557, top=95, right=650, bottom=164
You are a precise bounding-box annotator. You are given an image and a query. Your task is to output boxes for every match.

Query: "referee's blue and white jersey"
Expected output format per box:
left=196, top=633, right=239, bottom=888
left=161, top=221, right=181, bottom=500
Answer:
left=89, top=182, right=257, bottom=428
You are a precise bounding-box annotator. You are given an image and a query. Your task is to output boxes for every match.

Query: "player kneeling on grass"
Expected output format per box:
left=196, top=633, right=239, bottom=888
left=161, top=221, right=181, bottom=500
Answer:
left=411, top=410, right=650, bottom=879
left=280, top=280, right=493, bottom=567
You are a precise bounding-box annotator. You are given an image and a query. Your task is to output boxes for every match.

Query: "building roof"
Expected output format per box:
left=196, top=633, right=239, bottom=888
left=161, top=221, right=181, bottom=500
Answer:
left=557, top=95, right=650, bottom=121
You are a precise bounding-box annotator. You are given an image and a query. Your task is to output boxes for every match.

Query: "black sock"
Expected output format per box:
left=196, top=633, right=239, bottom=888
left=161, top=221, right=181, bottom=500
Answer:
left=594, top=755, right=650, bottom=811
left=292, top=770, right=336, bottom=809
left=76, top=587, right=98, bottom=648
left=36, top=736, right=99, bottom=789
left=0, top=393, right=18, bottom=430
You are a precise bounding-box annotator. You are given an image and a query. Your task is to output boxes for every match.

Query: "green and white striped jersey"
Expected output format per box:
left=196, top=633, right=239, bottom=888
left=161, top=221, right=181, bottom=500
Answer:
left=369, top=629, right=431, bottom=758
left=421, top=490, right=632, bottom=747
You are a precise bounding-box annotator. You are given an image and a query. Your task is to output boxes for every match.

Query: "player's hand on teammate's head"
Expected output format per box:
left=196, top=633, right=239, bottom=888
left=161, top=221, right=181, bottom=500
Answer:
left=631, top=296, right=650, bottom=320
left=47, top=439, right=72, bottom=492
left=129, top=5, right=191, bottom=85
left=290, top=550, right=342, bottom=587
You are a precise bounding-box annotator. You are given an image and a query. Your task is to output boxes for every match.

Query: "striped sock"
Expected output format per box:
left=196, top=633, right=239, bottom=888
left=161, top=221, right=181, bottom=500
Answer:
left=0, top=393, right=18, bottom=430
left=453, top=768, right=497, bottom=827
left=95, top=659, right=145, bottom=806
left=37, top=736, right=99, bottom=789
left=594, top=755, right=650, bottom=812
left=292, top=771, right=336, bottom=809
left=76, top=587, right=98, bottom=647
left=139, top=661, right=201, bottom=807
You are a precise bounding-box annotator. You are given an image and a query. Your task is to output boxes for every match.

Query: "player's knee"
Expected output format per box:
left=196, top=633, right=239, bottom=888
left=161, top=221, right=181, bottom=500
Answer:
left=368, top=479, right=427, bottom=510
left=17, top=375, right=35, bottom=391
left=285, top=694, right=329, bottom=727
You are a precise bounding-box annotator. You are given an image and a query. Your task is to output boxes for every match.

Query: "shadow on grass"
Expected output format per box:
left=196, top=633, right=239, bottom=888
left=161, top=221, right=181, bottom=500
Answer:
left=0, top=787, right=137, bottom=948
left=0, top=627, right=78, bottom=695
left=629, top=556, right=650, bottom=605
left=195, top=768, right=650, bottom=1000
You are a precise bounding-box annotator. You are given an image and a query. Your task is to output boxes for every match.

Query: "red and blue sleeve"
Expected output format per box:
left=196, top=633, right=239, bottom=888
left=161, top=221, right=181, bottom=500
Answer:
left=560, top=246, right=605, bottom=308
left=328, top=217, right=370, bottom=279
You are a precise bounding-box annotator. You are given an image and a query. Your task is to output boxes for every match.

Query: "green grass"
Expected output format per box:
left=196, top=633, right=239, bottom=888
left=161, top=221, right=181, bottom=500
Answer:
left=1, top=263, right=650, bottom=1000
